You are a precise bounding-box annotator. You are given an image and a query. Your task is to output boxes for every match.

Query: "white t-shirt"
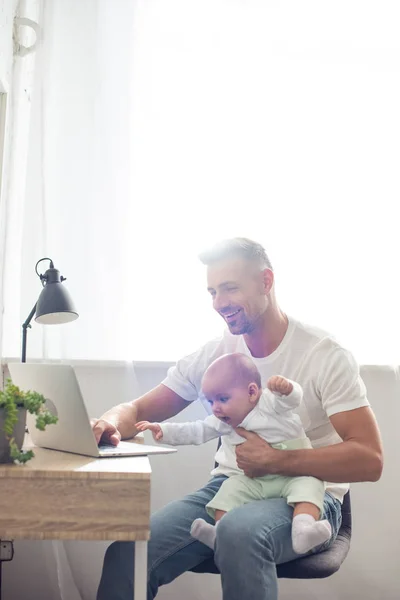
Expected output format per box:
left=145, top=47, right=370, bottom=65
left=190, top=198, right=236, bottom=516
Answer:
left=162, top=316, right=370, bottom=501
left=160, top=383, right=313, bottom=477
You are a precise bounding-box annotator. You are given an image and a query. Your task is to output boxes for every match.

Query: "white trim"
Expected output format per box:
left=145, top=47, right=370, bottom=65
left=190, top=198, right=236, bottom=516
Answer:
left=2, top=356, right=175, bottom=369
left=0, top=80, right=9, bottom=361
left=134, top=541, right=148, bottom=600
left=0, top=79, right=9, bottom=198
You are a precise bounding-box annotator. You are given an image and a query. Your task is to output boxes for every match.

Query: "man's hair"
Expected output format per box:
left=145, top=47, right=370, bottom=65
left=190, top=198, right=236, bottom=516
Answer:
left=198, top=237, right=273, bottom=270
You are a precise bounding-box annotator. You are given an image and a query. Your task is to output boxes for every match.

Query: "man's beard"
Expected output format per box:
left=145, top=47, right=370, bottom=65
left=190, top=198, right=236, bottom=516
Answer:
left=229, top=317, right=253, bottom=336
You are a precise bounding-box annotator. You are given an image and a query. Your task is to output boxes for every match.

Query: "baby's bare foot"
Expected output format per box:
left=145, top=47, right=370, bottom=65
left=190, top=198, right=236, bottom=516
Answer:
left=267, top=375, right=293, bottom=396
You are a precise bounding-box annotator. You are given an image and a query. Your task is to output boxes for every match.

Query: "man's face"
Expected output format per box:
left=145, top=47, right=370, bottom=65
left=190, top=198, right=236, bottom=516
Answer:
left=207, top=258, right=269, bottom=335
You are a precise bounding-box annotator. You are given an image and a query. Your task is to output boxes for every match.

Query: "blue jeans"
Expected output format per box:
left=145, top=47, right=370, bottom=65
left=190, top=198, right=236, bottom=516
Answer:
left=97, top=475, right=342, bottom=600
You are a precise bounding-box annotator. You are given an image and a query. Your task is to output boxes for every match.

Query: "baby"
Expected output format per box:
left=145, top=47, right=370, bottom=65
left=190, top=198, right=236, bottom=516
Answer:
left=136, top=352, right=332, bottom=554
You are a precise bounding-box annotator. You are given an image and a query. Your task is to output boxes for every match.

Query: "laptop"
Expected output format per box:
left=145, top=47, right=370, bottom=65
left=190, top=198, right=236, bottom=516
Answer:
left=8, top=362, right=177, bottom=459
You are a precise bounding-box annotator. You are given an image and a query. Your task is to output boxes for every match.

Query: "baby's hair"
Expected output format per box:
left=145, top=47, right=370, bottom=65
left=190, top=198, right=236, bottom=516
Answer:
left=208, top=353, right=261, bottom=389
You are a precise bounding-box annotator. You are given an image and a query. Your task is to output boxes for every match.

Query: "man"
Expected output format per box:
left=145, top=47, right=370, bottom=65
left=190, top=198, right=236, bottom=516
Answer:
left=94, top=237, right=383, bottom=600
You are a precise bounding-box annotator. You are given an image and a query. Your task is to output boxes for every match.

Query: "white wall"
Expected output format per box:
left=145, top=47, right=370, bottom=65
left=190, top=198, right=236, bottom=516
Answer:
left=1, top=361, right=398, bottom=600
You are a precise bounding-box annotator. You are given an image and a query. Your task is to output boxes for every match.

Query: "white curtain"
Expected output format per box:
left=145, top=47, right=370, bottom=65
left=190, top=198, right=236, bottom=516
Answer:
left=2, top=0, right=400, bottom=367
left=2, top=0, right=137, bottom=363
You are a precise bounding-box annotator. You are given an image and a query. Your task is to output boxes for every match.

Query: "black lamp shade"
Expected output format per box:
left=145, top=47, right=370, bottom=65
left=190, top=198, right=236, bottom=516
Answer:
left=35, top=268, right=78, bottom=325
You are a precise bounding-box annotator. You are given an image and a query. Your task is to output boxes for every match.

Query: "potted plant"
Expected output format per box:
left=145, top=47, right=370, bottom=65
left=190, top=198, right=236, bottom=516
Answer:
left=0, top=379, right=58, bottom=464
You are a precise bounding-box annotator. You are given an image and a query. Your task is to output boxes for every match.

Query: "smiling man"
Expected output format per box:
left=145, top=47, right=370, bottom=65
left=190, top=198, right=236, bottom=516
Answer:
left=94, top=237, right=383, bottom=600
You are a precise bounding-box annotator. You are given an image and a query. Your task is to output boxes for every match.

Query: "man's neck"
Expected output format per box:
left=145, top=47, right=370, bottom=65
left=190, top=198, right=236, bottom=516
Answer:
left=243, top=309, right=289, bottom=359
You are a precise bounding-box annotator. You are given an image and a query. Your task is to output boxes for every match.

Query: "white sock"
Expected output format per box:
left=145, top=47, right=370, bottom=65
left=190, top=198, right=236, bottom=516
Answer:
left=190, top=518, right=219, bottom=549
left=291, top=514, right=332, bottom=554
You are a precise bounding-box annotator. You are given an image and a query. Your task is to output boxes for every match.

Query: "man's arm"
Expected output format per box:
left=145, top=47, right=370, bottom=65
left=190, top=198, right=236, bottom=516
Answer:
left=235, top=406, right=383, bottom=482
left=92, top=384, right=190, bottom=444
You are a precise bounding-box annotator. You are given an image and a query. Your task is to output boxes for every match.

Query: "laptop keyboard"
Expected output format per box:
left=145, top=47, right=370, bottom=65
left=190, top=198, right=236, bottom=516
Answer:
left=98, top=444, right=120, bottom=453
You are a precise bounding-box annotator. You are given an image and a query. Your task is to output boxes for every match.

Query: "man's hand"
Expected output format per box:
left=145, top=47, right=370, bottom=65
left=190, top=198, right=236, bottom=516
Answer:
left=91, top=418, right=122, bottom=446
left=235, top=428, right=280, bottom=477
left=135, top=421, right=163, bottom=441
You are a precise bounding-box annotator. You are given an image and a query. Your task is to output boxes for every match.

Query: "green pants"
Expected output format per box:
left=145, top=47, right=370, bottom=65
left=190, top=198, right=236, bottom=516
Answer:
left=207, top=437, right=325, bottom=518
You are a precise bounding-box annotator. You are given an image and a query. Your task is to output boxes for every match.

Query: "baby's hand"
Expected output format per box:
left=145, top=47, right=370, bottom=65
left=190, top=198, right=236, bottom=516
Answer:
left=267, top=375, right=293, bottom=396
left=135, top=421, right=163, bottom=441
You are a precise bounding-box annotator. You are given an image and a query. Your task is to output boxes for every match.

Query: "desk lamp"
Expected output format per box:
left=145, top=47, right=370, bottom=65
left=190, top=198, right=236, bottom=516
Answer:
left=21, top=258, right=78, bottom=362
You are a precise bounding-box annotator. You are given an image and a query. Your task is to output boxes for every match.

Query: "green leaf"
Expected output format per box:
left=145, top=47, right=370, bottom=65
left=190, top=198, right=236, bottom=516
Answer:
left=1, top=379, right=58, bottom=464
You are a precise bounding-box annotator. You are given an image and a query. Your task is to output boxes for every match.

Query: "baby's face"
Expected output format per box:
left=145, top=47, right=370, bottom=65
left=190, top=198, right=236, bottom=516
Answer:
left=202, top=374, right=257, bottom=427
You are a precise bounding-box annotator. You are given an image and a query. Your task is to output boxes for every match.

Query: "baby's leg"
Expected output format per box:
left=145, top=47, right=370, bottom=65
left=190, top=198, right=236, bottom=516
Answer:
left=190, top=509, right=226, bottom=549
left=293, top=501, right=320, bottom=520
left=214, top=509, right=226, bottom=522
left=283, top=476, right=332, bottom=554
left=191, top=475, right=259, bottom=549
left=291, top=501, right=332, bottom=554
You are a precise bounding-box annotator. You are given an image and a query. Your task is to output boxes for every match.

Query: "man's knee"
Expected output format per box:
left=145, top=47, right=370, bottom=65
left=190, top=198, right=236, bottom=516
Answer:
left=216, top=508, right=260, bottom=549
left=216, top=500, right=293, bottom=555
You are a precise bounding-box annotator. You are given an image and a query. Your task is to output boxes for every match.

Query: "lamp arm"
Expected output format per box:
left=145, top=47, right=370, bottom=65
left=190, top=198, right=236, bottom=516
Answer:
left=21, top=302, right=37, bottom=363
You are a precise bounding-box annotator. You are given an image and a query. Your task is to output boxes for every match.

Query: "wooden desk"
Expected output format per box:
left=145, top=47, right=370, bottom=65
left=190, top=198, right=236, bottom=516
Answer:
left=0, top=445, right=151, bottom=600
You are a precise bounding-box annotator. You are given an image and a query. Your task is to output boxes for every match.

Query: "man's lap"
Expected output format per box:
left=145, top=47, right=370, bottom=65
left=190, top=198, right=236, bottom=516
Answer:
left=97, top=476, right=342, bottom=600
left=148, top=475, right=342, bottom=574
